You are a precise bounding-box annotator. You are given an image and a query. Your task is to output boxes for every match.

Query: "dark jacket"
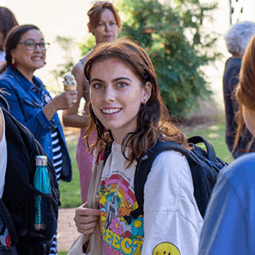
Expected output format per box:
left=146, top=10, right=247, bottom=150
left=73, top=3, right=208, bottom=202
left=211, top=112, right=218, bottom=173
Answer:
left=223, top=57, right=255, bottom=158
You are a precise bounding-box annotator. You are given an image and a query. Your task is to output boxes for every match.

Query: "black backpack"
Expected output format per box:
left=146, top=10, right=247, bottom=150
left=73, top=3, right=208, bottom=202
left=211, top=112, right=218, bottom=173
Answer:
left=105, top=136, right=228, bottom=223
left=0, top=96, right=60, bottom=255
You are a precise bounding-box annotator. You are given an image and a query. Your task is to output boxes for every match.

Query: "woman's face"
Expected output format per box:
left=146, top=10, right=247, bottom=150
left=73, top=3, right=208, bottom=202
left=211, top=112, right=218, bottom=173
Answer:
left=90, top=58, right=151, bottom=144
left=11, top=29, right=46, bottom=75
left=90, top=9, right=119, bottom=44
left=243, top=106, right=255, bottom=137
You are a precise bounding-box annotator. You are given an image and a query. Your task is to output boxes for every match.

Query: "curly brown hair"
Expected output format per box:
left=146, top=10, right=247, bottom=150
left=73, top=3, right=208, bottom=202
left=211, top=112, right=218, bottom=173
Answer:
left=233, top=35, right=255, bottom=152
left=84, top=38, right=189, bottom=167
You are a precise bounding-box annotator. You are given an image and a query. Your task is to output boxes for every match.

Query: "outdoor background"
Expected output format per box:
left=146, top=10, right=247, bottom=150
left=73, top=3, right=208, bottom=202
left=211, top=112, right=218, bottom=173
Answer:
left=1, top=0, right=255, bottom=253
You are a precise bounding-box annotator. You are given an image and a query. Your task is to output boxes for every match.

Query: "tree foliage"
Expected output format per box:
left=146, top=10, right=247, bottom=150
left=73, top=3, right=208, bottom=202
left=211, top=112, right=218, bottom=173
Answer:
left=51, top=36, right=75, bottom=91
left=79, top=0, right=221, bottom=117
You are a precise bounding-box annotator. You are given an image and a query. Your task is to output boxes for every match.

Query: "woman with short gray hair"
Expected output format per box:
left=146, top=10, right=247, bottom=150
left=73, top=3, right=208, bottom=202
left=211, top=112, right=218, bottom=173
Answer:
left=223, top=21, right=255, bottom=159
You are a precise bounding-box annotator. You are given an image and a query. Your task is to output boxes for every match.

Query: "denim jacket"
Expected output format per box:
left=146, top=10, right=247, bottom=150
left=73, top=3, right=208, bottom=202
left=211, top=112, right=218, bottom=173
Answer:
left=0, top=66, right=72, bottom=182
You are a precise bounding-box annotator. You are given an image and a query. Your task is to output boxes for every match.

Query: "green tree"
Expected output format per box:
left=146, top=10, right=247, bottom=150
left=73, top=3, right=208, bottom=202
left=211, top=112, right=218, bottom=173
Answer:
left=78, top=0, right=221, bottom=117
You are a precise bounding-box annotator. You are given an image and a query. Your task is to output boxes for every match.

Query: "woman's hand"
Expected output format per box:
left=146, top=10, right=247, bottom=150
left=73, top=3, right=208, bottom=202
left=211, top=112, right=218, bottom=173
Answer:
left=53, top=90, right=78, bottom=110
left=74, top=204, right=100, bottom=235
left=43, top=90, right=78, bottom=121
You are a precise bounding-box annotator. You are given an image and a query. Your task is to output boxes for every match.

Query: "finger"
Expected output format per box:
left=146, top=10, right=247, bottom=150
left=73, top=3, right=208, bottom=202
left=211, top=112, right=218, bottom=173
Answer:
left=75, top=208, right=100, bottom=217
left=75, top=220, right=98, bottom=235
left=74, top=214, right=99, bottom=225
left=77, top=225, right=97, bottom=235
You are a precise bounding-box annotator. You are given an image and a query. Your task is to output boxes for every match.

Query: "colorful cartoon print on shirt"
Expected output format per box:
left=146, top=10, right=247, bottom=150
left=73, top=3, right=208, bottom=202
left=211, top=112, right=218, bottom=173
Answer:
left=99, top=173, right=144, bottom=255
left=152, top=242, right=181, bottom=255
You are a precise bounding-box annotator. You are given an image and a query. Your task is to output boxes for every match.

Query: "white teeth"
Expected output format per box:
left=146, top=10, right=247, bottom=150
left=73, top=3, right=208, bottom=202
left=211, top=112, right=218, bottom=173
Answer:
left=102, top=108, right=120, bottom=114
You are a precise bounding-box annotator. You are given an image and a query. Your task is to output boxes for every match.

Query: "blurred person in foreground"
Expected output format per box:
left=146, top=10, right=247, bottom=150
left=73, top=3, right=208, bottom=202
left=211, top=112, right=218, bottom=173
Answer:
left=223, top=21, right=255, bottom=159
left=199, top=34, right=255, bottom=255
left=62, top=1, right=122, bottom=204
left=0, top=24, right=77, bottom=255
left=0, top=7, right=18, bottom=65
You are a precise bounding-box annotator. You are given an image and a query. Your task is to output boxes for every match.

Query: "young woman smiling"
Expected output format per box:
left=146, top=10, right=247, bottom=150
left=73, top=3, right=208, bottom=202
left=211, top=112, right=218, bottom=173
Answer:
left=72, top=38, right=203, bottom=255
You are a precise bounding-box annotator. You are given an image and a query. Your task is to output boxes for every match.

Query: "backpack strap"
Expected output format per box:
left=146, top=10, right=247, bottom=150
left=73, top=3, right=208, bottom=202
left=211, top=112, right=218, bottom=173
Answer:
left=0, top=94, right=10, bottom=112
left=188, top=136, right=217, bottom=163
left=0, top=199, right=17, bottom=247
left=124, top=140, right=190, bottom=224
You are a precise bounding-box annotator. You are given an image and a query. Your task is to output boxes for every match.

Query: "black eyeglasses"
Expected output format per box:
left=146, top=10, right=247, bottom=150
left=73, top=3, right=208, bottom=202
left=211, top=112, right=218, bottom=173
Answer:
left=18, top=39, right=50, bottom=51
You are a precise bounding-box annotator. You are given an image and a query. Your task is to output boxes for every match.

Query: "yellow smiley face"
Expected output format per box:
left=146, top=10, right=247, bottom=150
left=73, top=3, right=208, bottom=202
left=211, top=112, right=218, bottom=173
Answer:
left=152, top=242, right=180, bottom=255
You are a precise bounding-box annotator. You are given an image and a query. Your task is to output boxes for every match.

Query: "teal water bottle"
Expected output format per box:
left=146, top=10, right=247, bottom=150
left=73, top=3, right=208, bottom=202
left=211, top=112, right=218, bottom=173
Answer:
left=34, top=155, right=51, bottom=231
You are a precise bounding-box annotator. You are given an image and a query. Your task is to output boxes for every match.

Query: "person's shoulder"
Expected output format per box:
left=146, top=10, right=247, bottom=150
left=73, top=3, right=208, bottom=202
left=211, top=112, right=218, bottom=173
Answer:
left=222, top=153, right=255, bottom=185
left=72, top=61, right=84, bottom=73
left=152, top=150, right=189, bottom=173
left=79, top=49, right=94, bottom=65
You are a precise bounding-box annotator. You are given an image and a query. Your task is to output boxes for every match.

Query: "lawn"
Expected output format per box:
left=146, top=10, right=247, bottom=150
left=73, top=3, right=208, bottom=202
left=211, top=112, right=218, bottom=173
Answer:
left=59, top=133, right=82, bottom=209
left=59, top=114, right=234, bottom=209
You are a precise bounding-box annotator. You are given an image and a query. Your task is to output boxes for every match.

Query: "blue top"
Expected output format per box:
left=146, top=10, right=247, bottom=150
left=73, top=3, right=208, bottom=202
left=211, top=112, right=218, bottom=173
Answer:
left=199, top=153, right=255, bottom=254
left=223, top=57, right=255, bottom=158
left=0, top=66, right=72, bottom=182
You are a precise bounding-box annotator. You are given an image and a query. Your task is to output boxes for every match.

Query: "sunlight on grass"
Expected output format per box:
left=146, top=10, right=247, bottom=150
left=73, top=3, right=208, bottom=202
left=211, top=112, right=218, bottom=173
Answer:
left=208, top=133, right=220, bottom=138
left=208, top=125, right=220, bottom=131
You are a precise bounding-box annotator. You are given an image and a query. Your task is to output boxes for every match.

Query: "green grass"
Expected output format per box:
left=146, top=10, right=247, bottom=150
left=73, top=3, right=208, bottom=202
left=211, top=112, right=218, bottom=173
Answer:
left=60, top=114, right=234, bottom=209
left=58, top=252, right=67, bottom=255
left=183, top=114, right=234, bottom=164
left=59, top=135, right=82, bottom=208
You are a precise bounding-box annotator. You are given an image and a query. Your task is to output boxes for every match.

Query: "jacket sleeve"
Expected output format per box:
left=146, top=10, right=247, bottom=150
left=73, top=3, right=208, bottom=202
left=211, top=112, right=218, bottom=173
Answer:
left=226, top=65, right=241, bottom=113
left=142, top=151, right=203, bottom=255
left=198, top=171, right=247, bottom=255
left=0, top=80, right=56, bottom=140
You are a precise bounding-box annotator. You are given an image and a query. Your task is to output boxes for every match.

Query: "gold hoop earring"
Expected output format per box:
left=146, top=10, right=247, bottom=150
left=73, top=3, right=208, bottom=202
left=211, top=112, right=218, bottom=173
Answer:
left=12, top=58, right=17, bottom=68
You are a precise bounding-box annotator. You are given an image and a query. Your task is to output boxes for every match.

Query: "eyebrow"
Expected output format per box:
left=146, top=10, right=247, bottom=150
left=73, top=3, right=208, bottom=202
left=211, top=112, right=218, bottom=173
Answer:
left=27, top=38, right=45, bottom=41
left=91, top=77, right=132, bottom=83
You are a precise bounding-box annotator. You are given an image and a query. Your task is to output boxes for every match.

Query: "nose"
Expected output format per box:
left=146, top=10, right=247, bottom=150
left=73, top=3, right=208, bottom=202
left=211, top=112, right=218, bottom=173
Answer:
left=104, top=85, right=115, bottom=102
left=104, top=23, right=110, bottom=32
left=34, top=44, right=42, bottom=51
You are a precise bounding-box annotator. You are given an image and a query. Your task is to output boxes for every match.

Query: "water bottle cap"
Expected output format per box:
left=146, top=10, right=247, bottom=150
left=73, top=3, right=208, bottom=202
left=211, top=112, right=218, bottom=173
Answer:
left=35, top=155, right=47, bottom=166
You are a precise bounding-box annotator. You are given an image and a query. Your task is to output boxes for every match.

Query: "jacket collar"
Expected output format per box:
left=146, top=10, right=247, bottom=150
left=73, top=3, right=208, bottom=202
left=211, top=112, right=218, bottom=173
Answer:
left=5, top=66, right=45, bottom=92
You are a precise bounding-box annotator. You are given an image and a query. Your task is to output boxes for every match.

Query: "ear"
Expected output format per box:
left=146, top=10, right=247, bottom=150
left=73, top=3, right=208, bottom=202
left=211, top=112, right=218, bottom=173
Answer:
left=142, top=81, right=152, bottom=104
left=10, top=49, right=15, bottom=60
left=88, top=23, right=94, bottom=34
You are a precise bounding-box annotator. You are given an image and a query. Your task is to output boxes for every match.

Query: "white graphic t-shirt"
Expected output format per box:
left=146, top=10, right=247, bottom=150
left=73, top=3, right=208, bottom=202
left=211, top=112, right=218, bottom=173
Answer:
left=99, top=142, right=203, bottom=255
left=99, top=142, right=143, bottom=255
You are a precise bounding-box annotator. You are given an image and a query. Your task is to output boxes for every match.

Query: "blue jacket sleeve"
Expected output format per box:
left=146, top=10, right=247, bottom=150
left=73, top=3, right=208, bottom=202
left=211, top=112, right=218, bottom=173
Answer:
left=0, top=80, right=56, bottom=140
left=198, top=172, right=247, bottom=255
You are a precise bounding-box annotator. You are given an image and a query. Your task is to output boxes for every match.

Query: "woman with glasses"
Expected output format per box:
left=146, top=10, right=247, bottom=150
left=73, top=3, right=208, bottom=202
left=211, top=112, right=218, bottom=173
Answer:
left=62, top=1, right=122, bottom=205
left=0, top=24, right=77, bottom=255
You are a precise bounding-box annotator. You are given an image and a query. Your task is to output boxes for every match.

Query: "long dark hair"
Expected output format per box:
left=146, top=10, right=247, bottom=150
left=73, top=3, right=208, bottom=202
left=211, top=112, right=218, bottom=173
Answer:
left=84, top=38, right=189, bottom=166
left=0, top=7, right=18, bottom=49
left=0, top=24, right=40, bottom=73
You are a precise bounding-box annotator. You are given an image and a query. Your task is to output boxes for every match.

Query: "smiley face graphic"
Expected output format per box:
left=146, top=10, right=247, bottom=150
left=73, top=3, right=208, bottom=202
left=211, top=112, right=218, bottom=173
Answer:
left=152, top=242, right=180, bottom=255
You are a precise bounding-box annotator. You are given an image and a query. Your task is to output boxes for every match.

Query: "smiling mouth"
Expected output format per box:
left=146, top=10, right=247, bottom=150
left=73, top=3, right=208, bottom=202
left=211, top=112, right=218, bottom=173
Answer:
left=101, top=108, right=121, bottom=114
